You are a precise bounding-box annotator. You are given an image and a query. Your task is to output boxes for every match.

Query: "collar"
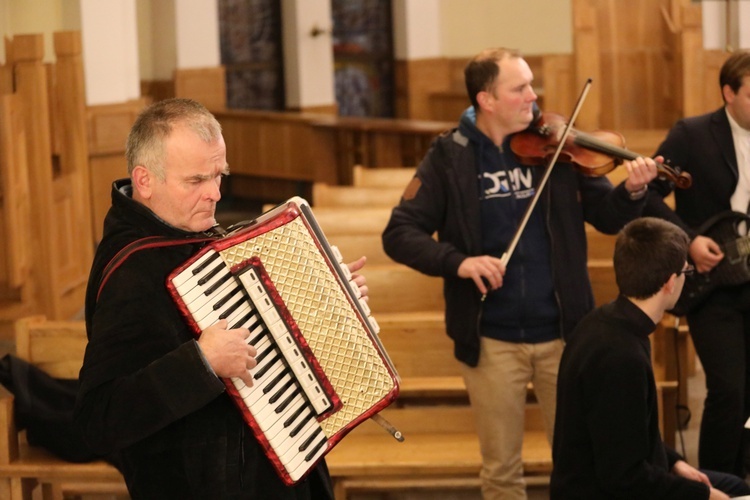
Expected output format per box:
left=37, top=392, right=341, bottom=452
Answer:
left=111, top=178, right=218, bottom=239
left=726, top=107, right=750, bottom=139
left=612, top=295, right=656, bottom=340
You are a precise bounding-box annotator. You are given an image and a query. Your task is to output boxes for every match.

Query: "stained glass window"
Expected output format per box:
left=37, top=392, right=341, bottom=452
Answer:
left=218, top=0, right=285, bottom=110
left=332, top=0, right=394, bottom=117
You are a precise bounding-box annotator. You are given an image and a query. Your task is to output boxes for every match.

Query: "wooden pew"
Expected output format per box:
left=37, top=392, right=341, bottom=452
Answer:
left=351, top=165, right=415, bottom=189
left=0, top=316, right=126, bottom=500
left=312, top=183, right=404, bottom=208
left=365, top=264, right=444, bottom=315
left=0, top=32, right=95, bottom=338
left=326, top=404, right=551, bottom=499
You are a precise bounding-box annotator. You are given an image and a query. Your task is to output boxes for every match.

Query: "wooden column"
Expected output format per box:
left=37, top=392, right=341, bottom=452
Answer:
left=52, top=31, right=94, bottom=313
left=12, top=35, right=61, bottom=318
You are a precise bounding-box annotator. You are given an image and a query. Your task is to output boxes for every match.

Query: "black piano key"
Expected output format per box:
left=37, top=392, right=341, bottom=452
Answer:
left=288, top=409, right=314, bottom=438
left=197, top=262, right=225, bottom=286
left=213, top=285, right=242, bottom=310
left=275, top=387, right=301, bottom=413
left=304, top=434, right=328, bottom=462
left=205, top=272, right=233, bottom=297
left=248, top=325, right=267, bottom=345
left=268, top=379, right=296, bottom=404
left=192, top=252, right=220, bottom=275
left=284, top=404, right=309, bottom=429
left=262, top=368, right=291, bottom=395
left=219, top=296, right=245, bottom=320
left=255, top=344, right=275, bottom=364
left=230, top=309, right=255, bottom=330
left=298, top=427, right=324, bottom=452
left=254, top=353, right=281, bottom=380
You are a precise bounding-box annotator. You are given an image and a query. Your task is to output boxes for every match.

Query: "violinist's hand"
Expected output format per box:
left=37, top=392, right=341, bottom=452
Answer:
left=347, top=256, right=369, bottom=302
left=458, top=256, right=506, bottom=295
left=623, top=155, right=661, bottom=193
left=672, top=460, right=711, bottom=486
left=690, top=236, right=724, bottom=274
left=197, top=319, right=256, bottom=388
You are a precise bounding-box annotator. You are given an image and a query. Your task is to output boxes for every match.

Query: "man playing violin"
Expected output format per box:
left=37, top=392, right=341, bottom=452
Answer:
left=647, top=50, right=750, bottom=481
left=382, top=47, right=659, bottom=499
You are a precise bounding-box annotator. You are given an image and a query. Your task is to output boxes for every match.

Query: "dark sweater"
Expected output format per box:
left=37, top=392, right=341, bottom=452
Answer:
left=458, top=108, right=558, bottom=343
left=550, top=296, right=709, bottom=499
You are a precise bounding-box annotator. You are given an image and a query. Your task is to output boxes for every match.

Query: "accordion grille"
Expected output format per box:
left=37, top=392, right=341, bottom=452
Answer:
left=220, top=217, right=393, bottom=436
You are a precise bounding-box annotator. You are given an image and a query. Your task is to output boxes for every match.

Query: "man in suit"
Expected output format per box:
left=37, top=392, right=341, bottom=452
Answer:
left=647, top=50, right=750, bottom=478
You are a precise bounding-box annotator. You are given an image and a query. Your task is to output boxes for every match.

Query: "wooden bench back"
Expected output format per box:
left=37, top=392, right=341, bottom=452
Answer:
left=366, top=264, right=444, bottom=314
left=312, top=183, right=404, bottom=208
left=352, top=166, right=416, bottom=189
left=376, top=313, right=459, bottom=378
left=14, top=315, right=87, bottom=379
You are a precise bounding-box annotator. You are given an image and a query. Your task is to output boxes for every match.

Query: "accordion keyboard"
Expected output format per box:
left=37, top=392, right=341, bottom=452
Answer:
left=171, top=249, right=331, bottom=482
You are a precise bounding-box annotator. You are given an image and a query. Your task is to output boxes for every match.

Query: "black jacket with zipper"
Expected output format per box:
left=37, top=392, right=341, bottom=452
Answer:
left=382, top=120, right=650, bottom=367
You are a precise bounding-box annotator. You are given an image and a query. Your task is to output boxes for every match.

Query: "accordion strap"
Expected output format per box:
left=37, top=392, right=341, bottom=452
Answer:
left=96, top=234, right=214, bottom=303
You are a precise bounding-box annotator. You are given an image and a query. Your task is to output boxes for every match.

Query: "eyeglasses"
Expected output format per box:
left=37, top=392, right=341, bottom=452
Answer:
left=676, top=264, right=695, bottom=277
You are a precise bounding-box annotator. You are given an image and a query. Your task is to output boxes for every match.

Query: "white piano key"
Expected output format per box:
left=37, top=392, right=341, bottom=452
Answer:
left=288, top=435, right=328, bottom=482
left=278, top=423, right=327, bottom=473
left=264, top=394, right=311, bottom=447
left=330, top=245, right=343, bottom=264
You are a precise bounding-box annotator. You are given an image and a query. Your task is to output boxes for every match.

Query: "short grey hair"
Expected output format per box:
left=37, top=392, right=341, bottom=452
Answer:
left=125, top=98, right=223, bottom=180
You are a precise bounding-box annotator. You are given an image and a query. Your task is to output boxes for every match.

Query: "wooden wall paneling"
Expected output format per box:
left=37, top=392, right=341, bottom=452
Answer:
left=394, top=58, right=451, bottom=120
left=677, top=1, right=717, bottom=118
left=572, top=0, right=601, bottom=130
left=86, top=99, right=146, bottom=242
left=1, top=38, right=14, bottom=95
left=174, top=66, right=227, bottom=112
left=540, top=54, right=575, bottom=115
left=702, top=50, right=729, bottom=113
left=217, top=110, right=338, bottom=192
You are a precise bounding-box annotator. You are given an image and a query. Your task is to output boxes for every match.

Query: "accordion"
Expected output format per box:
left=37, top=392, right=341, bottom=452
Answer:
left=166, top=197, right=400, bottom=485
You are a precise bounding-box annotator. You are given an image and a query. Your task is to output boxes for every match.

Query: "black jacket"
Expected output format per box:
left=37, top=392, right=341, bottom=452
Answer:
left=74, top=179, right=332, bottom=499
left=382, top=125, right=649, bottom=366
left=650, top=107, right=738, bottom=232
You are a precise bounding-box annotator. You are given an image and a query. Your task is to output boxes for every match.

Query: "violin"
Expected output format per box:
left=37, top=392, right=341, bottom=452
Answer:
left=509, top=112, right=692, bottom=189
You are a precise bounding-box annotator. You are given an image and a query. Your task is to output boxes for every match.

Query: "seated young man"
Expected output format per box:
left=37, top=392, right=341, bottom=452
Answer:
left=550, top=217, right=750, bottom=499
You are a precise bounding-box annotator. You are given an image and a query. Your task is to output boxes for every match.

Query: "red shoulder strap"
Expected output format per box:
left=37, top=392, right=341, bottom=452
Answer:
left=96, top=235, right=213, bottom=303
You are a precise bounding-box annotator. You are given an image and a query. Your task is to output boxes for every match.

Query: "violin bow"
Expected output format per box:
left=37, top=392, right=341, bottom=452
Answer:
left=499, top=78, right=593, bottom=269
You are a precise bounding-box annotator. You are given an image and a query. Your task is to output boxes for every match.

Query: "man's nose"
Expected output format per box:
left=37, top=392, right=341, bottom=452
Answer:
left=205, top=180, right=222, bottom=201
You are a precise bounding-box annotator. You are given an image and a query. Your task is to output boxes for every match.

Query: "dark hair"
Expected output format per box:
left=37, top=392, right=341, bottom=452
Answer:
left=613, top=217, right=689, bottom=299
left=464, top=48, right=522, bottom=110
left=125, top=98, right=222, bottom=179
left=719, top=50, right=750, bottom=102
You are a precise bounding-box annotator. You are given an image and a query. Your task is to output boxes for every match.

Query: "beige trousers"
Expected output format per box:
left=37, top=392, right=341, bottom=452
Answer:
left=460, top=337, right=563, bottom=500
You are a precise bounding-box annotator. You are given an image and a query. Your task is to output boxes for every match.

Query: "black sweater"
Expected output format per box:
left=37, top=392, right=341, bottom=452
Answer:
left=550, top=297, right=709, bottom=499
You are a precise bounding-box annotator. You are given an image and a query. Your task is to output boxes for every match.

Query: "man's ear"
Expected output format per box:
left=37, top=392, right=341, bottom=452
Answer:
left=477, top=91, right=491, bottom=111
left=663, top=273, right=678, bottom=296
left=722, top=84, right=736, bottom=105
left=131, top=165, right=152, bottom=201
